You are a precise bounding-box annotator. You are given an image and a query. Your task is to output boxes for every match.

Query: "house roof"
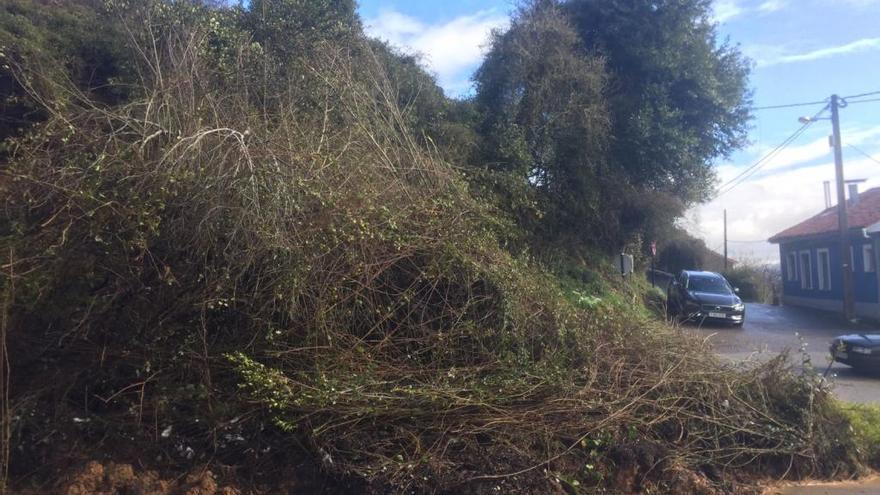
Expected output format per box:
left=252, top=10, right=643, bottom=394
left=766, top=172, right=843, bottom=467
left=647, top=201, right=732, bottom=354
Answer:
left=768, top=187, right=880, bottom=243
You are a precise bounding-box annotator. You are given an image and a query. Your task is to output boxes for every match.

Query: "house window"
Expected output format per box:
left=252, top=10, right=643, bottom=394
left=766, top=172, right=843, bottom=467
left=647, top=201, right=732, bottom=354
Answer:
left=864, top=244, right=876, bottom=273
left=799, top=251, right=813, bottom=289
left=786, top=252, right=797, bottom=281
left=817, top=248, right=831, bottom=290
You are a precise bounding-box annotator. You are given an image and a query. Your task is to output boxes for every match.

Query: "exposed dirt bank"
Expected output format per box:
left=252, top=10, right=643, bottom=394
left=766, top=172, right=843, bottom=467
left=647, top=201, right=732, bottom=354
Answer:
left=765, top=474, right=880, bottom=495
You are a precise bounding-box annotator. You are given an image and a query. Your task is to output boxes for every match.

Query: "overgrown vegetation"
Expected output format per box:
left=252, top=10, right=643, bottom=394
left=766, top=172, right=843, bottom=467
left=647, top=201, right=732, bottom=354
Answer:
left=724, top=263, right=782, bottom=304
left=654, top=227, right=729, bottom=275
left=839, top=403, right=880, bottom=466
left=0, top=0, right=868, bottom=493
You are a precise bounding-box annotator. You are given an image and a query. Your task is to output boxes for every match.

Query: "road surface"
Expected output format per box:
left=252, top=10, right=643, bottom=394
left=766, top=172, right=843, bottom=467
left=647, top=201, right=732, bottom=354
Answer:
left=683, top=303, right=880, bottom=404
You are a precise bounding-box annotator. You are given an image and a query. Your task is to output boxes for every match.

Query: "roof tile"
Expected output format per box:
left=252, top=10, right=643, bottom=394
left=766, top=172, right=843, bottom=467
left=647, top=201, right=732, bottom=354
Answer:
left=768, top=187, right=880, bottom=243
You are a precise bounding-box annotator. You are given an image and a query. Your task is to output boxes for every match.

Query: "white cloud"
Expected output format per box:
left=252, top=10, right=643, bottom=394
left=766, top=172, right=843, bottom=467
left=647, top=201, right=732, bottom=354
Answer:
left=368, top=10, right=423, bottom=39
left=712, top=0, right=788, bottom=24
left=758, top=0, right=787, bottom=12
left=752, top=37, right=880, bottom=67
left=716, top=127, right=880, bottom=185
left=687, top=126, right=880, bottom=263
left=712, top=0, right=745, bottom=22
left=364, top=9, right=509, bottom=96
left=734, top=135, right=830, bottom=178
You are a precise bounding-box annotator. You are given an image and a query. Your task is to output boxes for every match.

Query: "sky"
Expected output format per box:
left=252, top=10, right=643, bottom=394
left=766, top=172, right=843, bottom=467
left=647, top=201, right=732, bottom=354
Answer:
left=358, top=0, right=880, bottom=264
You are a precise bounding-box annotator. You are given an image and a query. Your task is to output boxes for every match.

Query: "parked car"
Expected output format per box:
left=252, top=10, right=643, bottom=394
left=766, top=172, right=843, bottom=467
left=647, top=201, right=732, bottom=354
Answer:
left=830, top=334, right=880, bottom=370
left=667, top=270, right=745, bottom=326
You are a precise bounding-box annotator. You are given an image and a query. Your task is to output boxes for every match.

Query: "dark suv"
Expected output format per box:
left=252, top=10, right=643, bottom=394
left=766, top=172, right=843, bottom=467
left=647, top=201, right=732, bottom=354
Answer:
left=667, top=270, right=745, bottom=326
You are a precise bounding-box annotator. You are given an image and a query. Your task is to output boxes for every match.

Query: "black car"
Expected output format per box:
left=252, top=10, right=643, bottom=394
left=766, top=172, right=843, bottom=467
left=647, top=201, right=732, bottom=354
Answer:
left=830, top=334, right=880, bottom=370
left=667, top=270, right=745, bottom=326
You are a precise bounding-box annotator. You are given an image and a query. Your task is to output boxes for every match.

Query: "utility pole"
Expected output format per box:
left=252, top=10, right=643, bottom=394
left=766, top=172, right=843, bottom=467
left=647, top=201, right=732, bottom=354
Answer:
left=723, top=209, right=728, bottom=272
left=830, top=94, right=855, bottom=321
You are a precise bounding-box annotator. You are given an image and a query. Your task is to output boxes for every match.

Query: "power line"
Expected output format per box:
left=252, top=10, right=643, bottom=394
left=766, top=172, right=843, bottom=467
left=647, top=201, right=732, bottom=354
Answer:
left=843, top=90, right=880, bottom=100
left=717, top=122, right=814, bottom=196
left=727, top=239, right=769, bottom=243
left=715, top=105, right=827, bottom=197
left=847, top=144, right=880, bottom=166
left=749, top=90, right=880, bottom=111
left=847, top=97, right=880, bottom=105
left=752, top=99, right=827, bottom=111
left=715, top=90, right=877, bottom=196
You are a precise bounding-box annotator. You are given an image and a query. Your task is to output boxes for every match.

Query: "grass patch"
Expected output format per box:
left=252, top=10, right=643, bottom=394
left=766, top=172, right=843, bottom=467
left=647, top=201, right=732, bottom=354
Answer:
left=839, top=402, right=880, bottom=466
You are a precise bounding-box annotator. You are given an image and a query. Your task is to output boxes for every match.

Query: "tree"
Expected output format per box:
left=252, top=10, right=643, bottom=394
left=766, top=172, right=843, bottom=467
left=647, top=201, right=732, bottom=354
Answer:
left=473, top=0, right=751, bottom=253
left=368, top=39, right=479, bottom=166
left=245, top=0, right=359, bottom=54
left=656, top=229, right=708, bottom=274
left=0, top=0, right=133, bottom=144
left=564, top=0, right=751, bottom=205
left=473, top=1, right=614, bottom=249
left=240, top=0, right=360, bottom=113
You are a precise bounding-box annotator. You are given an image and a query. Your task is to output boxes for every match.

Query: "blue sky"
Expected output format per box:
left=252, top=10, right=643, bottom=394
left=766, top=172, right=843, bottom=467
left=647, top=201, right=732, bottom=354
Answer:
left=359, top=1, right=510, bottom=95
left=359, top=0, right=880, bottom=262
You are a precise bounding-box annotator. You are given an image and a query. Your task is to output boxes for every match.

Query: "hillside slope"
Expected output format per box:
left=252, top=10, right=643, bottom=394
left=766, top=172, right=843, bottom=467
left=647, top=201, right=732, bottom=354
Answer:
left=0, top=1, right=866, bottom=493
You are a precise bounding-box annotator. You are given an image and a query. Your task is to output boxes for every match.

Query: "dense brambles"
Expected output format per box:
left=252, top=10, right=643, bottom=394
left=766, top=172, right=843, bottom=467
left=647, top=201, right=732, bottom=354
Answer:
left=0, top=1, right=867, bottom=493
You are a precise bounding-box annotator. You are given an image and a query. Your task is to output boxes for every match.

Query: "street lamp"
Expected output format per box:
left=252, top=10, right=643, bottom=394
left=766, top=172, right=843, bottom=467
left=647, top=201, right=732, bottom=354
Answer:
left=798, top=116, right=830, bottom=124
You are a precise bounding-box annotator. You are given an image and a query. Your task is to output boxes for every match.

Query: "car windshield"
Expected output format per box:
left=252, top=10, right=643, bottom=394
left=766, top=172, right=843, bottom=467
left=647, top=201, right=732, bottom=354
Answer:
left=687, top=275, right=731, bottom=294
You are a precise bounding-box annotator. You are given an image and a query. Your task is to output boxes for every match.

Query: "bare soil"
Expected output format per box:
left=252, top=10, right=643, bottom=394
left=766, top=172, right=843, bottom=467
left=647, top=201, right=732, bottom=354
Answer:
left=22, top=461, right=241, bottom=495
left=765, top=474, right=880, bottom=495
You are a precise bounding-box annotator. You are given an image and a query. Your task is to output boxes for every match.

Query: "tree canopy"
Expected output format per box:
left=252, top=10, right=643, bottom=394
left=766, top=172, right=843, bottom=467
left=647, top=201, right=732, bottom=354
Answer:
left=472, top=0, right=751, bottom=252
left=565, top=0, right=751, bottom=204
left=474, top=1, right=613, bottom=248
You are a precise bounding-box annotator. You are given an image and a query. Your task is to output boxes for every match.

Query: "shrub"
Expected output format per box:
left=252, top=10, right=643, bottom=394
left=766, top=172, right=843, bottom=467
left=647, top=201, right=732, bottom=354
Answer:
left=724, top=264, right=781, bottom=304
left=839, top=403, right=880, bottom=467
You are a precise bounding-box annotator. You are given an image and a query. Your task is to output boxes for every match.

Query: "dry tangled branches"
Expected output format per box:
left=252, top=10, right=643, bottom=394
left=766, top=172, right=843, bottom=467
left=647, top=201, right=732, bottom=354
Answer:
left=0, top=4, right=862, bottom=493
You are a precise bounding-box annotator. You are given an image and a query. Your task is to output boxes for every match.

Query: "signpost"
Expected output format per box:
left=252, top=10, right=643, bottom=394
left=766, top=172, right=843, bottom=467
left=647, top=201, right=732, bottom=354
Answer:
left=650, top=241, right=657, bottom=287
left=617, top=253, right=634, bottom=277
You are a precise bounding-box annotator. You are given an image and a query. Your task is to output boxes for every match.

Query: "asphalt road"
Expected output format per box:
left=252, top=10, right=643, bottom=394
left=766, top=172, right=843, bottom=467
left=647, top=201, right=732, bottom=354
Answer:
left=683, top=303, right=880, bottom=404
